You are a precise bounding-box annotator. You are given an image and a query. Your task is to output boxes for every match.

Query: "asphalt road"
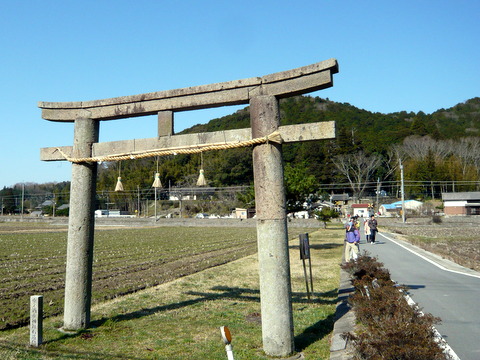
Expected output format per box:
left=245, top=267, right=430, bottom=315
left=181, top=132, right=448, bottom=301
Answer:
left=359, top=230, right=480, bottom=360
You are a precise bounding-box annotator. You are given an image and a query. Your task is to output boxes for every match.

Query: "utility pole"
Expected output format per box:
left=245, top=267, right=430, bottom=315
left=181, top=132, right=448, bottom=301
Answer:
left=154, top=186, right=157, bottom=221
left=137, top=185, right=140, bottom=217
left=21, top=183, right=25, bottom=220
left=399, top=159, right=406, bottom=223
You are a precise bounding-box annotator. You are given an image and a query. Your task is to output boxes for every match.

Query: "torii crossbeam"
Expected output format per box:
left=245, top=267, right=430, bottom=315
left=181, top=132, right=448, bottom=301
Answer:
left=39, top=58, right=338, bottom=357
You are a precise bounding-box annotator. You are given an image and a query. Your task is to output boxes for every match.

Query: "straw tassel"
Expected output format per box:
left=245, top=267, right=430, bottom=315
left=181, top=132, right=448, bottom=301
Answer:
left=196, top=169, right=207, bottom=186
left=152, top=172, right=162, bottom=188
left=115, top=176, right=124, bottom=192
left=196, top=152, right=207, bottom=186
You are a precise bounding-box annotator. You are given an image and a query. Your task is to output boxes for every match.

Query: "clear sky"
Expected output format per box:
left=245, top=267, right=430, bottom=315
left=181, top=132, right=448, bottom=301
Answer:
left=1, top=0, right=479, bottom=189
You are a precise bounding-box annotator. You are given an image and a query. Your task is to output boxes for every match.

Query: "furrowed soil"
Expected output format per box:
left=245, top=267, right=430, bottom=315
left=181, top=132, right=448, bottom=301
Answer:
left=381, top=216, right=480, bottom=272
left=0, top=217, right=319, bottom=331
left=0, top=218, right=343, bottom=360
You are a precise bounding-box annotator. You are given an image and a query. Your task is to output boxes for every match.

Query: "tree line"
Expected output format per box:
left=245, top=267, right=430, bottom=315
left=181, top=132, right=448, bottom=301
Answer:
left=2, top=96, right=479, bottom=214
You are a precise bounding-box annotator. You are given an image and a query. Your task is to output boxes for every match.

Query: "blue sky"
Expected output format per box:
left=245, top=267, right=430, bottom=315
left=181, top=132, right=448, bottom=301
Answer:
left=1, top=0, right=479, bottom=189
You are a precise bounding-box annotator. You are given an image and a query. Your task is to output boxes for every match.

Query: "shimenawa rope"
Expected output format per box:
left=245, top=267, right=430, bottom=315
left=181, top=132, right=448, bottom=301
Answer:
left=55, top=131, right=283, bottom=163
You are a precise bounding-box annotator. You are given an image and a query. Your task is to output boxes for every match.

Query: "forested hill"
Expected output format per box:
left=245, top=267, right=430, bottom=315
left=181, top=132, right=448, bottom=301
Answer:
left=160, top=96, right=480, bottom=182
left=92, top=95, right=480, bottom=192
left=3, top=96, right=480, bottom=201
left=184, top=96, right=480, bottom=154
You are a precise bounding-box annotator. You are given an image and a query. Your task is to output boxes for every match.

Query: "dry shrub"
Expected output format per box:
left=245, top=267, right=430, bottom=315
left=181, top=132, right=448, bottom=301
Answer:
left=432, top=215, right=443, bottom=224
left=342, top=252, right=392, bottom=287
left=341, top=254, right=448, bottom=360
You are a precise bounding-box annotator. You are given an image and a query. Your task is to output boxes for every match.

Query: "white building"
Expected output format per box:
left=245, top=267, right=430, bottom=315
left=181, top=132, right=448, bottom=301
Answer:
left=379, top=200, right=423, bottom=216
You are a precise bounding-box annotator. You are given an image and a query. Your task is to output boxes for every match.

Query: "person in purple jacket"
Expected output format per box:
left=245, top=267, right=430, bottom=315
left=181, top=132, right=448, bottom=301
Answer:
left=345, top=223, right=360, bottom=262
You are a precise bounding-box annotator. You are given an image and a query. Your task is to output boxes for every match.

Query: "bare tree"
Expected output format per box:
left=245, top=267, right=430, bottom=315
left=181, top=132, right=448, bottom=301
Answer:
left=385, top=145, right=407, bottom=177
left=375, top=146, right=407, bottom=200
left=397, top=136, right=480, bottom=194
left=449, top=137, right=480, bottom=179
left=401, top=135, right=431, bottom=160
left=334, top=151, right=382, bottom=201
left=402, top=135, right=449, bottom=161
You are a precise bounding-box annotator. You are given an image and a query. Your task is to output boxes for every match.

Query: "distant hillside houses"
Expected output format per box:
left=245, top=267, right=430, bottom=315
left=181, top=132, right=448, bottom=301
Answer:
left=30, top=201, right=69, bottom=217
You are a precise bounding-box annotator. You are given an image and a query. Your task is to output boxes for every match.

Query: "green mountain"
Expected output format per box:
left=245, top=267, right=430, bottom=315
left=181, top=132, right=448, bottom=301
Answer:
left=169, top=95, right=480, bottom=187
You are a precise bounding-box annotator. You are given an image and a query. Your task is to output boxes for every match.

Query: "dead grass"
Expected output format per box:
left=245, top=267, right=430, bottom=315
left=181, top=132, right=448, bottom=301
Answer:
left=381, top=217, right=480, bottom=272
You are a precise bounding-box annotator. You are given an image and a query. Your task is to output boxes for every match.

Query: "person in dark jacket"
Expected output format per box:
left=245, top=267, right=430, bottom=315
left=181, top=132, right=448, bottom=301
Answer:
left=368, top=215, right=378, bottom=244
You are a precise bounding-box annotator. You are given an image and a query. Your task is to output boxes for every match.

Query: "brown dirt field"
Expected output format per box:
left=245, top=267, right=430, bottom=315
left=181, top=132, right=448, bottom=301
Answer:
left=0, top=218, right=317, bottom=330
left=380, top=216, right=480, bottom=272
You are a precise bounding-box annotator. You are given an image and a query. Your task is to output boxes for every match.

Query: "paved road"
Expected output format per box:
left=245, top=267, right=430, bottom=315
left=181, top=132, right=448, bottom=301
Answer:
left=359, top=230, right=480, bottom=360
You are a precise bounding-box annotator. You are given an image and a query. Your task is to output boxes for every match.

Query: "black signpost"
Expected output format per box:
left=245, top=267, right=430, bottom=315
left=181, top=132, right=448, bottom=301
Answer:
left=299, top=233, right=314, bottom=300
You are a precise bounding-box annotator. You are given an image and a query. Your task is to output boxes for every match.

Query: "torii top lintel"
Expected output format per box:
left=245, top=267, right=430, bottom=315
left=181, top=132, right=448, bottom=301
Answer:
left=38, top=59, right=338, bottom=122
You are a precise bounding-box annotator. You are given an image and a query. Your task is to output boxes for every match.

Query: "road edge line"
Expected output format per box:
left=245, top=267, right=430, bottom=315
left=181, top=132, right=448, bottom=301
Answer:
left=380, top=233, right=480, bottom=279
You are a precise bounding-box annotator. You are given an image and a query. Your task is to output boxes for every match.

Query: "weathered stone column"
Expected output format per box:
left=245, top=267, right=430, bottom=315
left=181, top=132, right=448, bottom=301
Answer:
left=63, top=117, right=99, bottom=330
left=158, top=110, right=174, bottom=137
left=250, top=95, right=294, bottom=357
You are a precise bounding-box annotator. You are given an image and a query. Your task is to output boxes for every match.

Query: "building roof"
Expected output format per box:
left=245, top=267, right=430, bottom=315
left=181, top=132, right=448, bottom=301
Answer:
left=380, top=200, right=423, bottom=210
left=442, top=192, right=480, bottom=201
left=351, top=203, right=370, bottom=208
left=330, top=194, right=349, bottom=201
left=381, top=203, right=399, bottom=210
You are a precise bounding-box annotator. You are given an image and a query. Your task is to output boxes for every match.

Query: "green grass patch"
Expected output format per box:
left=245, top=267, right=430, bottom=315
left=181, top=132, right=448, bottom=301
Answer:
left=0, top=223, right=344, bottom=359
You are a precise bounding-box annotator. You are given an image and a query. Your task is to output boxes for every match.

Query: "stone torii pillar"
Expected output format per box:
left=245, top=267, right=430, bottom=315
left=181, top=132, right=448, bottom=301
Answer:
left=251, top=95, right=294, bottom=354
left=64, top=117, right=98, bottom=330
left=39, top=59, right=338, bottom=357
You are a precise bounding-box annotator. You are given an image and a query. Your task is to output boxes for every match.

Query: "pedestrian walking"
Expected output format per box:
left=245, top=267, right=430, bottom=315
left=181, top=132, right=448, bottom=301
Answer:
left=364, top=218, right=371, bottom=243
left=368, top=214, right=378, bottom=244
left=345, top=223, right=360, bottom=262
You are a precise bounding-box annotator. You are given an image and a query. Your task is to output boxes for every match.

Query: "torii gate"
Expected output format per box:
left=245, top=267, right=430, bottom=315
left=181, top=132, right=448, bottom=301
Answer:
left=39, top=58, right=338, bottom=357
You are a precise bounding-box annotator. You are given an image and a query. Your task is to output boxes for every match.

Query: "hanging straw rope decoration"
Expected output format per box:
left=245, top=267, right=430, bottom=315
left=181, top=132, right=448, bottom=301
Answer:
left=152, top=172, right=162, bottom=188
left=55, top=131, right=283, bottom=164
left=114, top=162, right=124, bottom=192
left=196, top=169, right=207, bottom=186
left=196, top=152, right=207, bottom=187
left=152, top=157, right=162, bottom=188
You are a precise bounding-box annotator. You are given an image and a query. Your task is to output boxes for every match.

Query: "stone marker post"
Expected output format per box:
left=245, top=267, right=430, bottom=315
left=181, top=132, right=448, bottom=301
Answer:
left=30, top=295, right=43, bottom=347
left=63, top=117, right=99, bottom=330
left=250, top=95, right=294, bottom=357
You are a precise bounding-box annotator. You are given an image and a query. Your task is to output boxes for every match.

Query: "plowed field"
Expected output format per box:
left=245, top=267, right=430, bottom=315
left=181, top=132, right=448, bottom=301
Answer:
left=0, top=221, right=312, bottom=330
